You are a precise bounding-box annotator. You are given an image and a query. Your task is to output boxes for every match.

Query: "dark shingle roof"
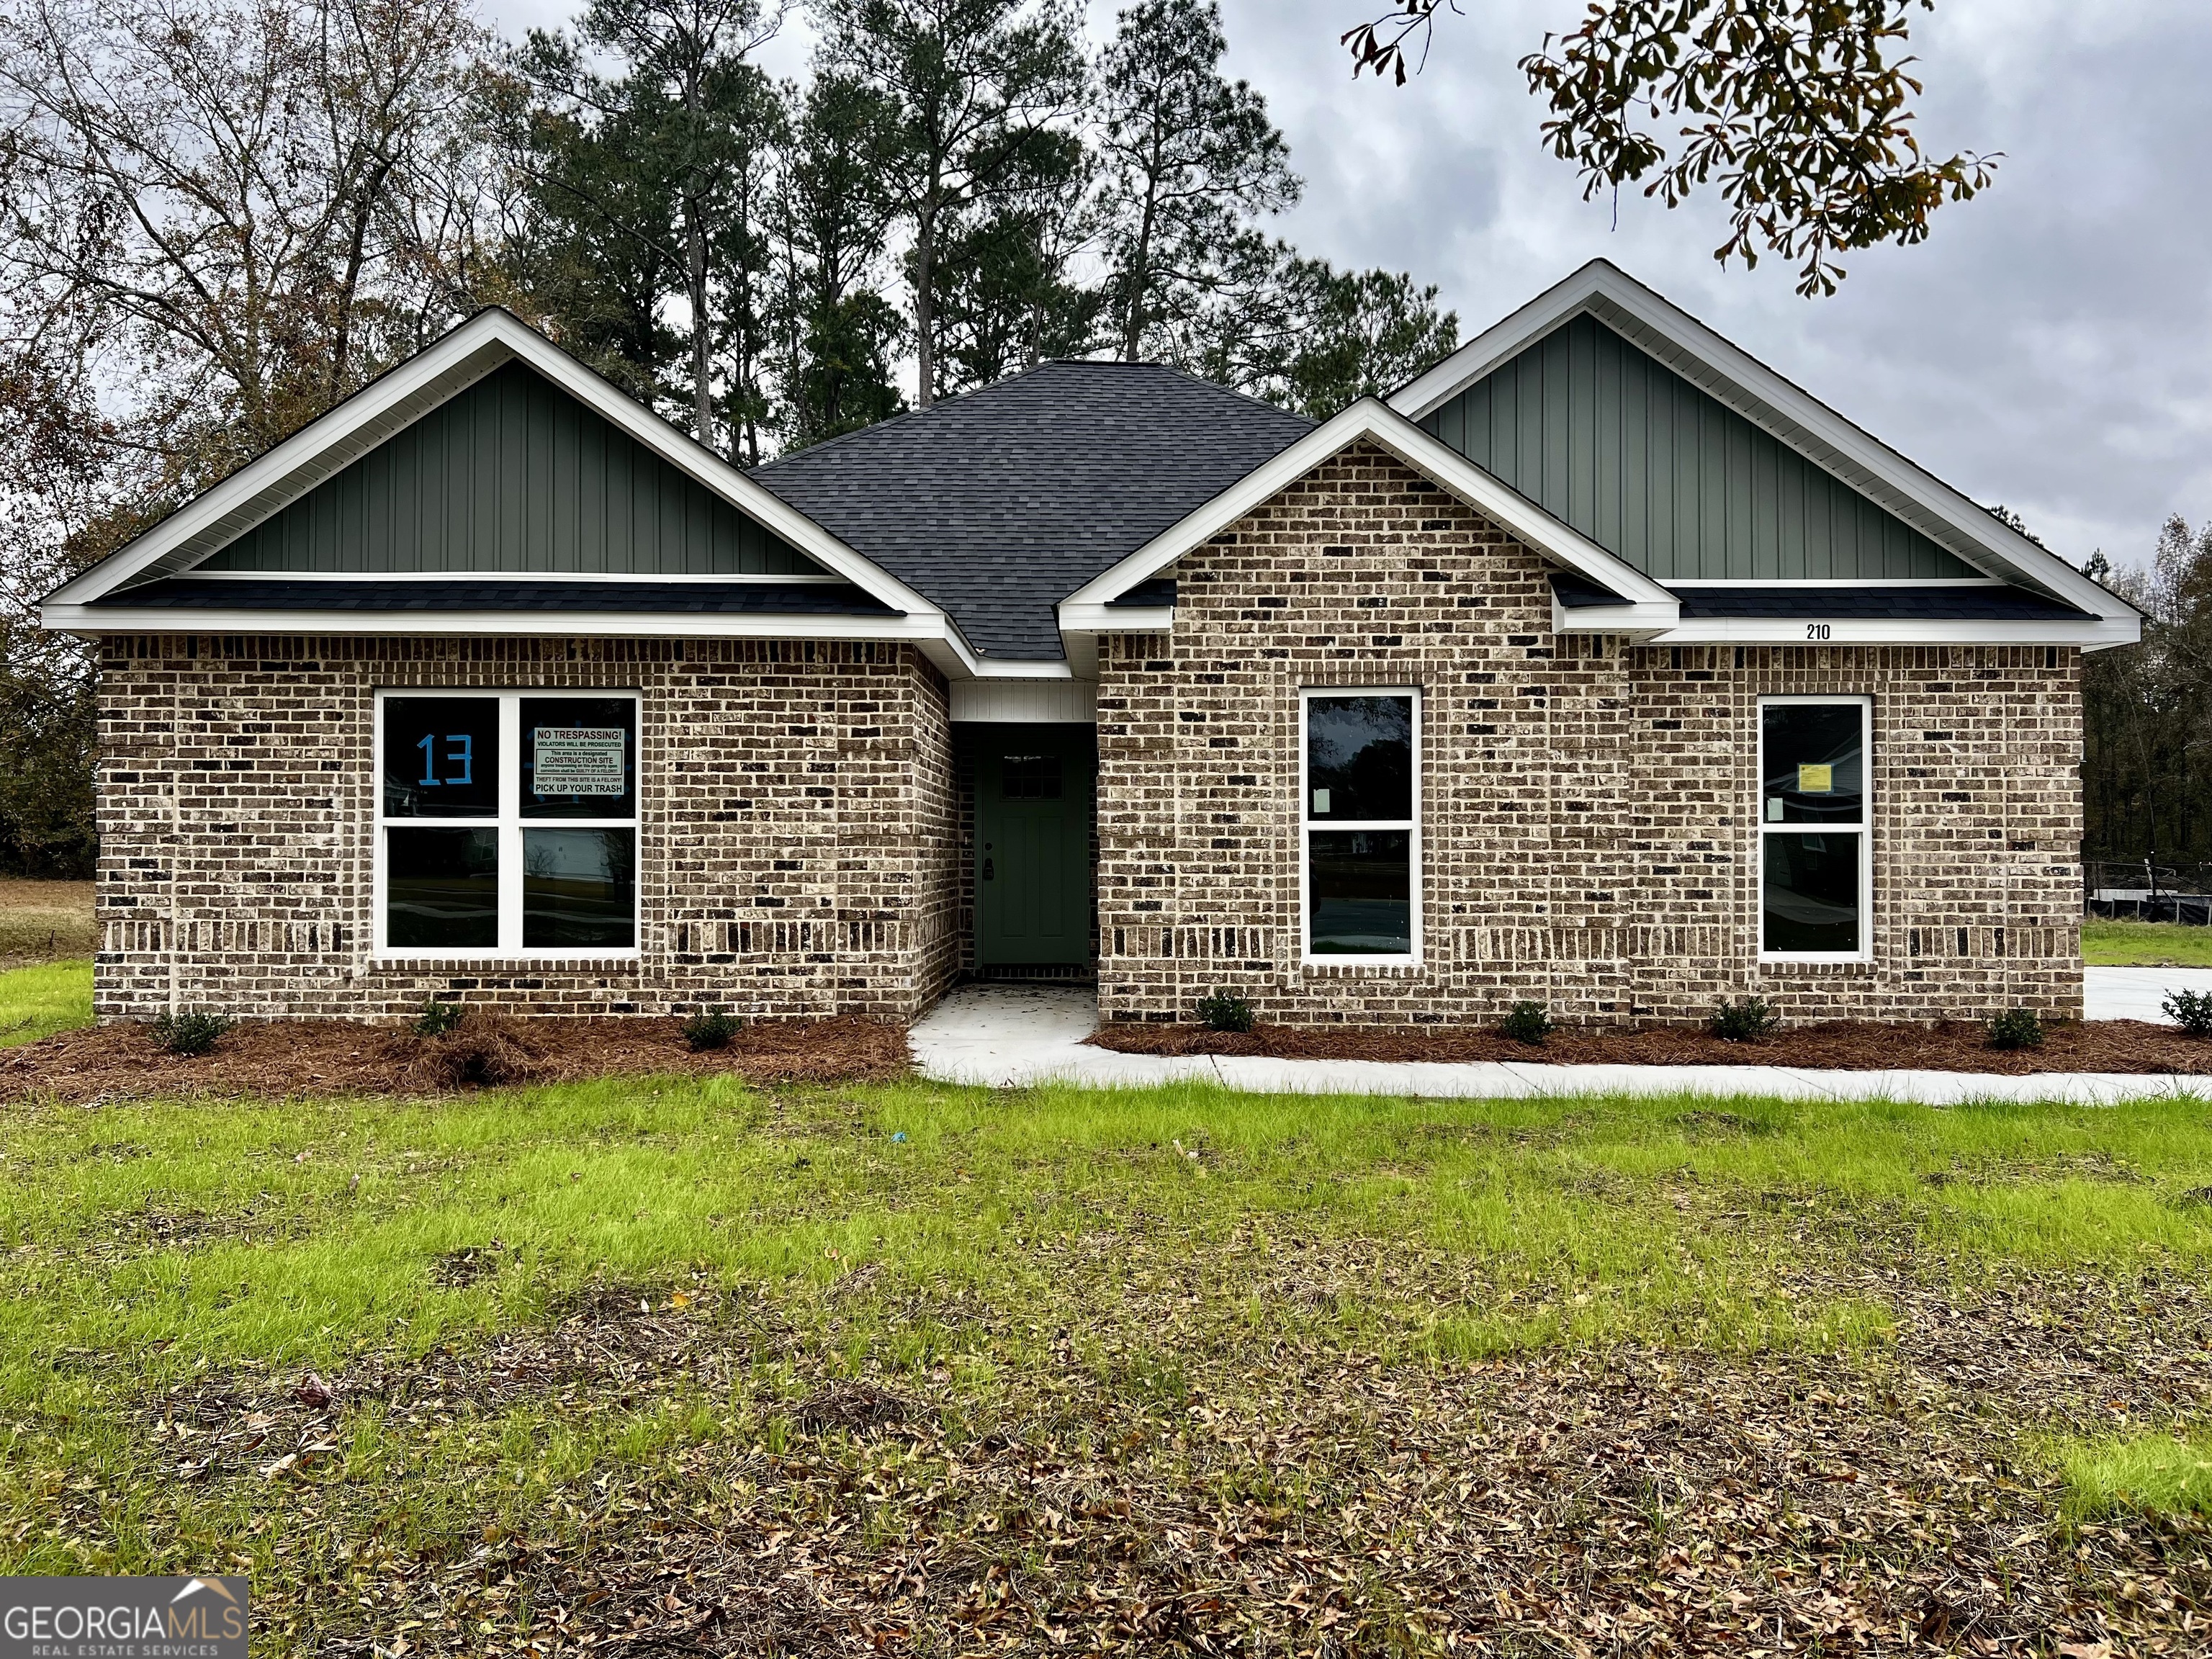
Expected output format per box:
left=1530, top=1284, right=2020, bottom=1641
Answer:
left=751, top=361, right=1314, bottom=660
left=1671, top=585, right=2090, bottom=621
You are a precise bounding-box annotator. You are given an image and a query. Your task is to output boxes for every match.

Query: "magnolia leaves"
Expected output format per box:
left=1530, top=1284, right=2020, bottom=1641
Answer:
left=1346, top=0, right=1998, bottom=297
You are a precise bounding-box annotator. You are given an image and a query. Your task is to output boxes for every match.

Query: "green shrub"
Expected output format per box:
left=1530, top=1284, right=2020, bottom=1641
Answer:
left=1195, top=991, right=1255, bottom=1033
left=151, top=1010, right=233, bottom=1056
left=1986, top=1008, right=2045, bottom=1051
left=2164, top=987, right=2212, bottom=1038
left=412, top=998, right=463, bottom=1037
left=1709, top=996, right=1779, bottom=1042
left=682, top=1008, right=741, bottom=1051
left=1501, top=1000, right=1554, bottom=1046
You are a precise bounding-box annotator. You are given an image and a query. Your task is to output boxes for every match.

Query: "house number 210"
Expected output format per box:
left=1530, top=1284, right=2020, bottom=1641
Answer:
left=1804, top=623, right=1833, bottom=640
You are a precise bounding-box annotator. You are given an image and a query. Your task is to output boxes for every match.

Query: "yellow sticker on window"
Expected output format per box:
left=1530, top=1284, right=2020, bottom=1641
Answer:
left=1798, top=763, right=1833, bottom=794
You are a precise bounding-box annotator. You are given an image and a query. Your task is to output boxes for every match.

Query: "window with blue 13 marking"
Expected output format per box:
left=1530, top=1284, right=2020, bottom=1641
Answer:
left=377, top=690, right=640, bottom=956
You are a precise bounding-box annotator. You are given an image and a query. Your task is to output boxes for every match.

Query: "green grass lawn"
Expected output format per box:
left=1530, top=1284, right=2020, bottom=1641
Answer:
left=2, top=1074, right=2209, bottom=1651
left=0, top=958, right=93, bottom=1047
left=2085, top=917, right=2212, bottom=966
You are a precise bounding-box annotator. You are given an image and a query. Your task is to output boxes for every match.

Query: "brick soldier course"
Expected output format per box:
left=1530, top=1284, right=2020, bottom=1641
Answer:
left=48, top=263, right=2134, bottom=1030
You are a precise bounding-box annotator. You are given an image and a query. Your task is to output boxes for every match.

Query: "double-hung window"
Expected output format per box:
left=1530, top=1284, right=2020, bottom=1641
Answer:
left=1758, top=696, right=1870, bottom=958
left=376, top=691, right=639, bottom=956
left=1302, top=689, right=1419, bottom=961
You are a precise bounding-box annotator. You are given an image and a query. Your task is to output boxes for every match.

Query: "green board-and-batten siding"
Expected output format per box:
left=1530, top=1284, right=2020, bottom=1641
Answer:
left=1419, top=314, right=1979, bottom=583
left=201, top=361, right=820, bottom=577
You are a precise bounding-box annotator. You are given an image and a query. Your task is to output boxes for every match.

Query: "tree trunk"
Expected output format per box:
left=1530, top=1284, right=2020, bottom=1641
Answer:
left=329, top=157, right=395, bottom=404
left=1122, top=137, right=1162, bottom=361
left=688, top=193, right=714, bottom=448
left=914, top=202, right=937, bottom=409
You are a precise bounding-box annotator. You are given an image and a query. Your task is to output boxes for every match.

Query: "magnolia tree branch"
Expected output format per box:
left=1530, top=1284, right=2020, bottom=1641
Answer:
left=1342, top=0, right=1995, bottom=296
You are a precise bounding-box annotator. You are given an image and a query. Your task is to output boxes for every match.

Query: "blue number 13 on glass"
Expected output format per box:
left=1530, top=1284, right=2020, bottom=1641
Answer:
left=415, top=732, right=475, bottom=787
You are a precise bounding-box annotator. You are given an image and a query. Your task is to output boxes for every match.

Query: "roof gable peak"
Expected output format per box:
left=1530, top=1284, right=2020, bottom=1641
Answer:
left=1388, top=261, right=2132, bottom=626
left=48, top=309, right=941, bottom=628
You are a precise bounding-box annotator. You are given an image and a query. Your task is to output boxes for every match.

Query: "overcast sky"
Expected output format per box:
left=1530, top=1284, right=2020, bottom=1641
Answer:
left=480, top=0, right=2212, bottom=573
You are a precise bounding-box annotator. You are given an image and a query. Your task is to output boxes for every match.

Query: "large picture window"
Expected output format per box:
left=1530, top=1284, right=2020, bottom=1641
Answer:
left=1303, top=689, right=1419, bottom=961
left=1758, top=697, right=1869, bottom=958
left=377, top=691, right=639, bottom=956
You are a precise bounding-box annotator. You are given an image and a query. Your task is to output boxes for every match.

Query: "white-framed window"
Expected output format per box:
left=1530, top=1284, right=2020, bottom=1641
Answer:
left=1757, top=695, right=1871, bottom=961
left=1300, top=688, right=1420, bottom=964
left=374, top=690, right=640, bottom=957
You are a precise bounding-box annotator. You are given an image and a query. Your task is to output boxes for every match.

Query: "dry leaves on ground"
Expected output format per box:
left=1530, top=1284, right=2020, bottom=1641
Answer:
left=45, top=1234, right=2212, bottom=1656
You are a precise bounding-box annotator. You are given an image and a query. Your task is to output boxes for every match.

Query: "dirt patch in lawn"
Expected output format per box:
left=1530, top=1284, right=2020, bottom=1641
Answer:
left=0, top=1011, right=909, bottom=1104
left=0, top=878, right=94, bottom=967
left=95, top=1251, right=2212, bottom=1657
left=1095, top=1015, right=2212, bottom=1073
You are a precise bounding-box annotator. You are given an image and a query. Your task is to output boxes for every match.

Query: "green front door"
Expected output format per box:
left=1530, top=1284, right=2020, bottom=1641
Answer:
left=974, top=726, right=1094, bottom=966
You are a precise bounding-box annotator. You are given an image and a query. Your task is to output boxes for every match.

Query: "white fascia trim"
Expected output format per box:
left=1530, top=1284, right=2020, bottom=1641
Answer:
left=1652, top=616, right=2140, bottom=651
left=967, top=657, right=1076, bottom=679
left=48, top=310, right=945, bottom=633
left=1388, top=258, right=2137, bottom=628
left=1060, top=397, right=1677, bottom=615
left=38, top=600, right=979, bottom=658
left=1550, top=601, right=1681, bottom=637
left=1058, top=603, right=1174, bottom=634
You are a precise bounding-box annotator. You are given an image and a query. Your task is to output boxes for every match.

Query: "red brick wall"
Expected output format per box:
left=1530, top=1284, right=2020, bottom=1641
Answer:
left=1095, top=442, right=2084, bottom=1026
left=94, top=634, right=959, bottom=1022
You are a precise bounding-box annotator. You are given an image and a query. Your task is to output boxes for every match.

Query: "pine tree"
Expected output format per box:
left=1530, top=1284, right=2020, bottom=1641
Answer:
left=770, top=71, right=908, bottom=447
left=817, top=0, right=1086, bottom=408
left=1094, top=0, right=1298, bottom=363
left=505, top=0, right=785, bottom=455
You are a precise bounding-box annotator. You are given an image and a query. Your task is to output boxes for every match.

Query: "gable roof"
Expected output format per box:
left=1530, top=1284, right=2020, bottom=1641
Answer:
left=1061, top=397, right=1680, bottom=632
left=752, top=361, right=1316, bottom=660
left=1389, top=258, right=2136, bottom=632
left=45, top=309, right=954, bottom=649
left=197, top=359, right=822, bottom=578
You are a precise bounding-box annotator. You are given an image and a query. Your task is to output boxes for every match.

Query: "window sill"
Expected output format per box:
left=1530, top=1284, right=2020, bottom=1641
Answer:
left=368, top=953, right=643, bottom=971
left=1756, top=956, right=1874, bottom=974
left=1302, top=957, right=1424, bottom=975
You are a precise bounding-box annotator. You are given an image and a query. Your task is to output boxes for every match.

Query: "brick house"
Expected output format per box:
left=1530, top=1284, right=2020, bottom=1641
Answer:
left=44, top=261, right=2137, bottom=1027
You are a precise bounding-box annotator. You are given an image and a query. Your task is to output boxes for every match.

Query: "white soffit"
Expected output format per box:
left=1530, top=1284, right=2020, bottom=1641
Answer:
left=950, top=678, right=1098, bottom=724
left=1388, top=258, right=2139, bottom=633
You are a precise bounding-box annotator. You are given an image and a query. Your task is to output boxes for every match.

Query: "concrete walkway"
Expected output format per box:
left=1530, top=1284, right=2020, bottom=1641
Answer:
left=2085, top=965, right=2212, bottom=1022
left=909, top=982, right=2211, bottom=1104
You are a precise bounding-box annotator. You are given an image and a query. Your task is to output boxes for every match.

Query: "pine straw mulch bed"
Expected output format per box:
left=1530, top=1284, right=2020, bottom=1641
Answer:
left=0, top=1012, right=908, bottom=1105
left=1094, top=1016, right=2212, bottom=1074
left=60, top=1235, right=2212, bottom=1655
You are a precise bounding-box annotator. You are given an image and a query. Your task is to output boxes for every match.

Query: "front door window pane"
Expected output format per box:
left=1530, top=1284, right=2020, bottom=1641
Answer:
left=383, top=698, right=499, bottom=817
left=1761, top=703, right=1863, bottom=824
left=523, top=828, right=636, bottom=948
left=522, top=697, right=637, bottom=819
left=386, top=827, right=499, bottom=948
left=1000, top=754, right=1063, bottom=799
left=1763, top=832, right=1861, bottom=953
left=1307, top=696, right=1413, bottom=821
left=1309, top=830, right=1411, bottom=955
